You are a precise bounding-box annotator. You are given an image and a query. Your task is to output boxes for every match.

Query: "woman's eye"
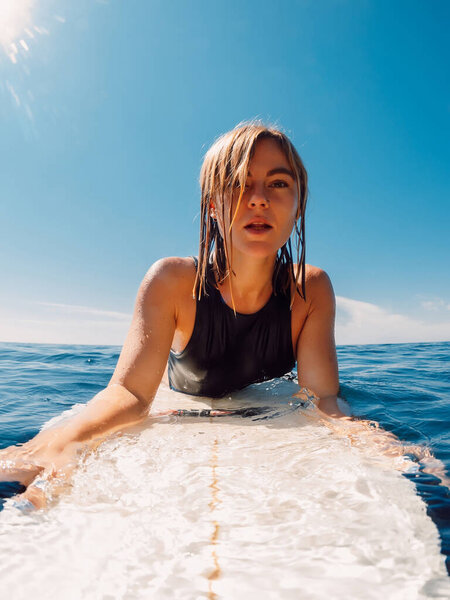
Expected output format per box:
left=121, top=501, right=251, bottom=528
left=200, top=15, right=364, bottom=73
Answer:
left=270, top=180, right=288, bottom=188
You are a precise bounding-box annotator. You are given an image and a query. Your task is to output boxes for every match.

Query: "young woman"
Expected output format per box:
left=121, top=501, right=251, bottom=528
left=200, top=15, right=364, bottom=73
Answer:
left=1, top=122, right=351, bottom=509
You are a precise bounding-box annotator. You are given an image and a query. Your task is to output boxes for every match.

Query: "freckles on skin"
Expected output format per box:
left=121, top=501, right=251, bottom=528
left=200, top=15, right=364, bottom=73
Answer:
left=214, top=138, right=301, bottom=258
left=228, top=194, right=298, bottom=257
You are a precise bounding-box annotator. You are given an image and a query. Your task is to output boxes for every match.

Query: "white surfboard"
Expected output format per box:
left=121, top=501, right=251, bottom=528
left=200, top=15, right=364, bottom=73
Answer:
left=1, top=378, right=449, bottom=600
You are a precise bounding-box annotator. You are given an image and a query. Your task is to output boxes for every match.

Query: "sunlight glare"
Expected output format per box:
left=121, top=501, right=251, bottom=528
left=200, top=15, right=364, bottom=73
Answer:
left=0, top=0, right=35, bottom=56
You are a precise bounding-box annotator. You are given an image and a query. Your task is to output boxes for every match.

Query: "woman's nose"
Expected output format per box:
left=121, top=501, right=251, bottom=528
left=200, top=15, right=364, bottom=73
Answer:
left=247, top=187, right=269, bottom=208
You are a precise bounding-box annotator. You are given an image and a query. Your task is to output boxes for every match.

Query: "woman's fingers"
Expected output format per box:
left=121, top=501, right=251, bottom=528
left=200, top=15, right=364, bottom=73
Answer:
left=16, top=482, right=47, bottom=510
left=15, top=464, right=76, bottom=511
left=2, top=436, right=102, bottom=511
left=0, top=448, right=43, bottom=486
left=420, top=455, right=450, bottom=487
left=321, top=416, right=450, bottom=485
left=0, top=440, right=84, bottom=511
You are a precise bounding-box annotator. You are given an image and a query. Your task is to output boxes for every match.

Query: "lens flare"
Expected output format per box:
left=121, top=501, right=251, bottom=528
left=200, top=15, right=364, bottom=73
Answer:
left=0, top=0, right=35, bottom=60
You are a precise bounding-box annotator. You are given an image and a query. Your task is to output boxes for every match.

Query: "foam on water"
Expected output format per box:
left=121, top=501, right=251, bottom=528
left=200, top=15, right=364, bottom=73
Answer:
left=1, top=379, right=449, bottom=600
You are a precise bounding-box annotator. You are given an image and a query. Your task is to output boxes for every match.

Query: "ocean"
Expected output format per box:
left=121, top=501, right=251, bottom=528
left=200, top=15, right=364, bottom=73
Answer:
left=0, top=340, right=449, bottom=599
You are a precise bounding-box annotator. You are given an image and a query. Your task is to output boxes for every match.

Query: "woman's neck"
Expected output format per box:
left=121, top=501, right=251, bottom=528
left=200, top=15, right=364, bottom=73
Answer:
left=217, top=253, right=276, bottom=313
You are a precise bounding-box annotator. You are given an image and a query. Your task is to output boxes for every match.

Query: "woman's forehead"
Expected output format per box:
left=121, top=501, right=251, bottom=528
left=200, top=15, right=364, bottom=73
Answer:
left=248, top=138, right=291, bottom=172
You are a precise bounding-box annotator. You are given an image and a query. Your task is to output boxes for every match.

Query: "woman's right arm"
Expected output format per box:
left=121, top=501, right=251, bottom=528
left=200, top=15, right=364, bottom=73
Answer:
left=0, top=258, right=180, bottom=507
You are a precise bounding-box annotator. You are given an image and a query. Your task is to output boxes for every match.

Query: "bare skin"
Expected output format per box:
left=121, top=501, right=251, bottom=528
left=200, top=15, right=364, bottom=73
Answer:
left=0, top=138, right=439, bottom=508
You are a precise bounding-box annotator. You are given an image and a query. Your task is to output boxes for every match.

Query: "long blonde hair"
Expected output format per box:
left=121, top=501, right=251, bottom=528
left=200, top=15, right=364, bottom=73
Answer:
left=194, top=121, right=308, bottom=307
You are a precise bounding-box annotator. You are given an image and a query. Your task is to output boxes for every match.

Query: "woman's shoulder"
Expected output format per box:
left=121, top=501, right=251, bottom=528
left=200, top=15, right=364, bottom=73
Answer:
left=145, top=256, right=196, bottom=278
left=292, top=263, right=335, bottom=310
left=304, top=263, right=332, bottom=286
left=138, top=256, right=197, bottom=301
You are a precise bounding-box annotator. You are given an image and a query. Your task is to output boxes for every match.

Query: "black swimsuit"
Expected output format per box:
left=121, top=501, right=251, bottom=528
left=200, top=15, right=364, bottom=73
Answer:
left=168, top=258, right=296, bottom=398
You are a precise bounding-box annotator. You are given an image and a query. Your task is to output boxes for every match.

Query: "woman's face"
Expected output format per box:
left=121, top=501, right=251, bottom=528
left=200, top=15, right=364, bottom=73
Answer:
left=223, top=137, right=298, bottom=260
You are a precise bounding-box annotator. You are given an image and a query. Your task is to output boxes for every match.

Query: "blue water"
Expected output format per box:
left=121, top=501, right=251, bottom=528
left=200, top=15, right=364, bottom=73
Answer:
left=0, top=340, right=449, bottom=573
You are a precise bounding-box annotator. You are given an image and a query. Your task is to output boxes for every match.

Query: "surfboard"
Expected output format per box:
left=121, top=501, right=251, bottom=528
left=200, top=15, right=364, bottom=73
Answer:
left=1, top=378, right=449, bottom=600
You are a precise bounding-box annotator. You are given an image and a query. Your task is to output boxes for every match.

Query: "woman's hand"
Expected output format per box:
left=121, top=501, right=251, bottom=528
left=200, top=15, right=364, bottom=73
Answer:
left=0, top=384, right=155, bottom=510
left=0, top=428, right=87, bottom=509
left=0, top=258, right=184, bottom=510
left=293, top=387, right=449, bottom=486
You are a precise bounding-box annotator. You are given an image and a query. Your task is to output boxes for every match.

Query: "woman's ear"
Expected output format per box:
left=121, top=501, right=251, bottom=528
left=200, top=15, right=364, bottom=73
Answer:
left=210, top=202, right=217, bottom=220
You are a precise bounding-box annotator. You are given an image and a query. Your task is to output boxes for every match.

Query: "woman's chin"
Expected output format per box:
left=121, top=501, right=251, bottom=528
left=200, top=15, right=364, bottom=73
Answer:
left=234, top=243, right=280, bottom=260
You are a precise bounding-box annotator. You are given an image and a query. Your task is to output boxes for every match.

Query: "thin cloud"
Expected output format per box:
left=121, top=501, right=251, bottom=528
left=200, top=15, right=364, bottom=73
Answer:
left=2, top=297, right=449, bottom=347
left=0, top=302, right=132, bottom=345
left=419, top=298, right=450, bottom=312
left=0, top=315, right=128, bottom=346
left=336, top=296, right=450, bottom=345
left=35, top=302, right=131, bottom=321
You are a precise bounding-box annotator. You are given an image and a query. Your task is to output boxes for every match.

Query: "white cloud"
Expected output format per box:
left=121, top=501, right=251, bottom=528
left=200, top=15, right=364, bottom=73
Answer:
left=36, top=302, right=131, bottom=321
left=1, top=297, right=449, bottom=347
left=336, top=296, right=450, bottom=345
left=419, top=298, right=450, bottom=312
left=0, top=302, right=132, bottom=346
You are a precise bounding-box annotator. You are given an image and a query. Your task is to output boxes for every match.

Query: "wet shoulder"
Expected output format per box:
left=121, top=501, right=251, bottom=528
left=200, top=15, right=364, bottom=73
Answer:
left=145, top=256, right=196, bottom=283
left=138, top=257, right=197, bottom=306
left=292, top=264, right=335, bottom=313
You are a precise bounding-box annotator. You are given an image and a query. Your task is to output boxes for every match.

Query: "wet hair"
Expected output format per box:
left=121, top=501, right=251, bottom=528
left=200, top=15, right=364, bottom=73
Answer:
left=194, top=121, right=308, bottom=308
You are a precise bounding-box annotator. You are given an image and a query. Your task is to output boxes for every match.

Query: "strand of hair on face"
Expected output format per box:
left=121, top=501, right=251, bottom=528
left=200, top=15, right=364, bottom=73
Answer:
left=228, top=179, right=245, bottom=233
left=222, top=193, right=237, bottom=314
left=193, top=193, right=208, bottom=300
left=290, top=170, right=306, bottom=307
left=194, top=156, right=217, bottom=300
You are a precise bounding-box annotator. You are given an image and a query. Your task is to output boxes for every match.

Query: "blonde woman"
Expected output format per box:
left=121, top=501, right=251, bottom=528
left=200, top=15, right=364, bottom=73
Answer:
left=1, top=122, right=351, bottom=509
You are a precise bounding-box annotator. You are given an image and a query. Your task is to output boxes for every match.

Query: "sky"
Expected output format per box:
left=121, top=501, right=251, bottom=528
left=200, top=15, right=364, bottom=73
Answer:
left=0, top=0, right=449, bottom=346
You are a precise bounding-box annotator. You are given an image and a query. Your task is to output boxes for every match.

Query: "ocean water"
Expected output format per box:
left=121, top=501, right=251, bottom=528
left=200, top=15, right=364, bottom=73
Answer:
left=0, top=340, right=449, bottom=599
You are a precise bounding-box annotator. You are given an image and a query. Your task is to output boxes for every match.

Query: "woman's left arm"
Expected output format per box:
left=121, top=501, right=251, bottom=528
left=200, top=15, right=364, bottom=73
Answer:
left=295, top=269, right=450, bottom=484
left=295, top=268, right=348, bottom=418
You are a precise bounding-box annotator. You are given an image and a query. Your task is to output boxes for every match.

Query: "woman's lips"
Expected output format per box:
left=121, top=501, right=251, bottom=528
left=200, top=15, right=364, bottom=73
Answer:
left=244, top=223, right=272, bottom=234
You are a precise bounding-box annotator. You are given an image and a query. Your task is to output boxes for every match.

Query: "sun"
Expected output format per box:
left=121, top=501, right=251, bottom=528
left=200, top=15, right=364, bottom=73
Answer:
left=0, top=0, right=35, bottom=59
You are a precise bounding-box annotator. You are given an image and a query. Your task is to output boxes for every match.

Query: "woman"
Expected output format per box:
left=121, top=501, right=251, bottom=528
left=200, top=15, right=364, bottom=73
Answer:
left=1, top=122, right=351, bottom=509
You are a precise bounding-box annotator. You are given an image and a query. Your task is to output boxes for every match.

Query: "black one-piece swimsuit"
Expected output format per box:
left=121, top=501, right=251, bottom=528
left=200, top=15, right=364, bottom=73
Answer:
left=168, top=258, right=296, bottom=398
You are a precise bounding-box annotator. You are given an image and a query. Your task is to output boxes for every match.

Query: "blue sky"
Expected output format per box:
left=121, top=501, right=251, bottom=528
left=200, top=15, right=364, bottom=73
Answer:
left=0, top=0, right=449, bottom=345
